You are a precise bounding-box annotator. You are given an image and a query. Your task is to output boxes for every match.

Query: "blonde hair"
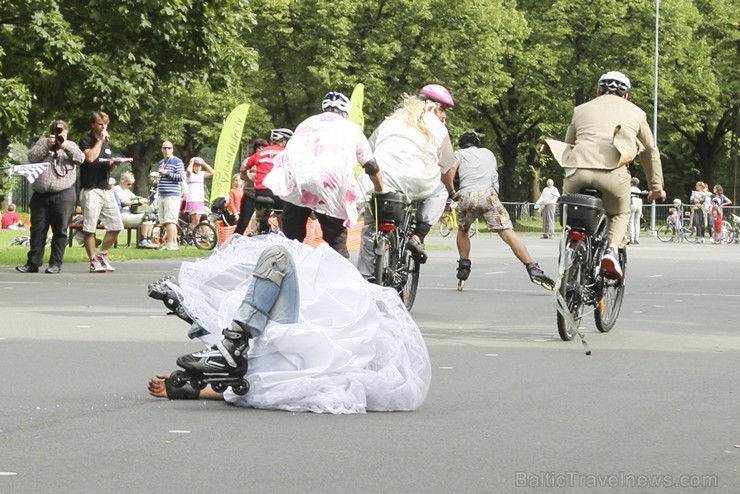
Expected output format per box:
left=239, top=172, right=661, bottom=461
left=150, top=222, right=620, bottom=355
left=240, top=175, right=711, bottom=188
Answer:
left=388, top=94, right=438, bottom=144
left=120, top=171, right=135, bottom=185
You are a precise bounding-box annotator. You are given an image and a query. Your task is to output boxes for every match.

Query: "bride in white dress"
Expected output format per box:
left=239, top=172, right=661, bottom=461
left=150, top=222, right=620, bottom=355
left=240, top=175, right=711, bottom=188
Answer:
left=149, top=233, right=431, bottom=414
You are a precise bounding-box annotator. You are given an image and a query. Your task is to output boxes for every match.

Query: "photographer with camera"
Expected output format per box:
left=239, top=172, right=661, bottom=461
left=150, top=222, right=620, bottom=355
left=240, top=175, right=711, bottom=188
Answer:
left=16, top=120, right=84, bottom=274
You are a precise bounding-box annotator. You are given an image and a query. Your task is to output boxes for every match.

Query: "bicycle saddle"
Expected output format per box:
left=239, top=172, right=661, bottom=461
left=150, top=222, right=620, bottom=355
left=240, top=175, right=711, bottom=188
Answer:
left=578, top=188, right=603, bottom=198
left=255, top=196, right=275, bottom=209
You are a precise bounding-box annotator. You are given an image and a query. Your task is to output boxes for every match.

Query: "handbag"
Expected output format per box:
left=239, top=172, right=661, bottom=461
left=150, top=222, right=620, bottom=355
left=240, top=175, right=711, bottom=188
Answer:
left=130, top=198, right=152, bottom=214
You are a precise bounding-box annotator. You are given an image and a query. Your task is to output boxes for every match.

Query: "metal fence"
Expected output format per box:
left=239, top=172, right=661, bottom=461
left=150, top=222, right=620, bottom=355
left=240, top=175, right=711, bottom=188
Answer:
left=500, top=202, right=739, bottom=234
left=10, top=179, right=739, bottom=235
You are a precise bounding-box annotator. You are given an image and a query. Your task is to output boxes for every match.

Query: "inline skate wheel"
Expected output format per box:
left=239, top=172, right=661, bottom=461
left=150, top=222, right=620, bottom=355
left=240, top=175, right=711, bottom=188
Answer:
left=169, top=370, right=188, bottom=388
left=211, top=382, right=228, bottom=393
left=189, top=378, right=207, bottom=391
left=232, top=381, right=250, bottom=396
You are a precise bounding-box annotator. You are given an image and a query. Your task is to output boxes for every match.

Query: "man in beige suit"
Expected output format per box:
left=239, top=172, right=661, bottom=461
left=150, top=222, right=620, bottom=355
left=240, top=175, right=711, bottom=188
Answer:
left=563, top=71, right=666, bottom=278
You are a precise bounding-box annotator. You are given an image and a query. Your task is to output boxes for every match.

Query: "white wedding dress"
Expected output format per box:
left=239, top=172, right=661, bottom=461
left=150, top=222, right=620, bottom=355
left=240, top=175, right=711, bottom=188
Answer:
left=171, top=234, right=431, bottom=414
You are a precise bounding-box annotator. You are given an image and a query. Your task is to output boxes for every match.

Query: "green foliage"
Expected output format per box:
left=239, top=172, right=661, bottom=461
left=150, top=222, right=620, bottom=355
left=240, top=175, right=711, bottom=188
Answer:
left=1, top=0, right=737, bottom=205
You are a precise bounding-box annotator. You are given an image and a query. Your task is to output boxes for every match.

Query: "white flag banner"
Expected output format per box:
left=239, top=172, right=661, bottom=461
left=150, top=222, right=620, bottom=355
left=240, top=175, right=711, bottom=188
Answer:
left=11, top=163, right=50, bottom=184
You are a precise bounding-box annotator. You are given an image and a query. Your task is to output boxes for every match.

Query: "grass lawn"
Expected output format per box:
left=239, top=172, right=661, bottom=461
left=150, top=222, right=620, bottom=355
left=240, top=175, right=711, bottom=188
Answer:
left=0, top=228, right=213, bottom=267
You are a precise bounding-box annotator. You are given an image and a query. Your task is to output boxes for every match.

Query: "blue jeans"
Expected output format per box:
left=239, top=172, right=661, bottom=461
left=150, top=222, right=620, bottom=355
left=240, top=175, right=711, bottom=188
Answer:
left=233, top=245, right=299, bottom=336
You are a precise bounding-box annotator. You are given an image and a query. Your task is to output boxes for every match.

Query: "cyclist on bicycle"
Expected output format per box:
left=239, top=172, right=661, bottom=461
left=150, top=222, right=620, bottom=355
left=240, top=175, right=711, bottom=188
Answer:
left=244, top=128, right=293, bottom=230
left=442, top=131, right=554, bottom=290
left=357, top=84, right=457, bottom=278
left=560, top=71, right=666, bottom=278
left=263, top=91, right=384, bottom=258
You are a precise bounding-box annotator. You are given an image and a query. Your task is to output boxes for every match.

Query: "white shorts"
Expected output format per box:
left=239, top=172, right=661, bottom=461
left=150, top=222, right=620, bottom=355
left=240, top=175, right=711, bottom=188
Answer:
left=80, top=188, right=123, bottom=233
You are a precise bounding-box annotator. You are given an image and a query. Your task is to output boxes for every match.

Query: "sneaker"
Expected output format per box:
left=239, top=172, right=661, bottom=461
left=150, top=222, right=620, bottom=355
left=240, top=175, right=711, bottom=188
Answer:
left=526, top=262, right=555, bottom=290
left=89, top=256, right=107, bottom=273
left=98, top=252, right=115, bottom=272
left=45, top=265, right=62, bottom=274
left=407, top=235, right=428, bottom=264
left=600, top=247, right=623, bottom=279
left=16, top=264, right=39, bottom=273
left=160, top=243, right=180, bottom=251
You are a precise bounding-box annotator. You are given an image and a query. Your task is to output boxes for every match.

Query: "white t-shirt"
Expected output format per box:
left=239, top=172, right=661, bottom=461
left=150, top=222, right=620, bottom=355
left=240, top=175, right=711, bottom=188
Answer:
left=264, top=112, right=374, bottom=227
left=454, top=147, right=499, bottom=194
left=370, top=112, right=455, bottom=201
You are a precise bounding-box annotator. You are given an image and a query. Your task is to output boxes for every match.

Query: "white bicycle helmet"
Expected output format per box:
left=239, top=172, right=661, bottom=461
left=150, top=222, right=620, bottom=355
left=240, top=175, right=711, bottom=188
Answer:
left=321, top=92, right=351, bottom=115
left=598, top=71, right=631, bottom=96
left=269, top=128, right=293, bottom=143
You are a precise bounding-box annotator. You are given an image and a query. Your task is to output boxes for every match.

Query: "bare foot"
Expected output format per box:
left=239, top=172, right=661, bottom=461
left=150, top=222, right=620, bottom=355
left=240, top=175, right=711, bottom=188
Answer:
left=147, top=372, right=224, bottom=400
left=148, top=373, right=171, bottom=398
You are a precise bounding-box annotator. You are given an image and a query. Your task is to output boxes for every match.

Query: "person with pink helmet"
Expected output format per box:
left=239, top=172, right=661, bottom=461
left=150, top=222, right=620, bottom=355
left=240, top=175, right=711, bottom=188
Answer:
left=357, top=84, right=458, bottom=278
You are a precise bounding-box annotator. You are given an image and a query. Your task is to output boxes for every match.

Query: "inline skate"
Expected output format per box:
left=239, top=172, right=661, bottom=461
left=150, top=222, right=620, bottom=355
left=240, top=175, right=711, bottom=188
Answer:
left=170, top=321, right=251, bottom=395
left=456, top=258, right=471, bottom=291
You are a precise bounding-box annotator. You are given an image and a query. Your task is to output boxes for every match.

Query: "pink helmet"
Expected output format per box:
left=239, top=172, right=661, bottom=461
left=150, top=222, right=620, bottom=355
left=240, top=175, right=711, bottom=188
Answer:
left=419, top=84, right=455, bottom=108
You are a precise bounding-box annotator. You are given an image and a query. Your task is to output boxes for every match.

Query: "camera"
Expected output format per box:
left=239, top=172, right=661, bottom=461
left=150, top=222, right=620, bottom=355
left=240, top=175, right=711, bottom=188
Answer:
left=51, top=123, right=65, bottom=151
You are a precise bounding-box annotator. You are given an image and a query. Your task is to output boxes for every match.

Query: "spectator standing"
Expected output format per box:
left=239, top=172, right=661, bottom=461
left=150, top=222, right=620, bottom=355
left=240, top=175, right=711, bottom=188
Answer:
left=184, top=157, right=214, bottom=228
left=690, top=181, right=712, bottom=239
left=233, top=138, right=265, bottom=235
left=78, top=111, right=124, bottom=273
left=628, top=177, right=645, bottom=244
left=712, top=184, right=732, bottom=207
left=225, top=173, right=244, bottom=225
left=17, top=120, right=83, bottom=273
left=535, top=178, right=560, bottom=239
left=157, top=141, right=186, bottom=251
left=711, top=197, right=723, bottom=244
left=2, top=204, right=25, bottom=230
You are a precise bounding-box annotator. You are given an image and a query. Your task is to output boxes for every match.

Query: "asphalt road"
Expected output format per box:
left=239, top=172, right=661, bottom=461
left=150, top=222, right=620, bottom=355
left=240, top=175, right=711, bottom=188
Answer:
left=1, top=233, right=738, bottom=493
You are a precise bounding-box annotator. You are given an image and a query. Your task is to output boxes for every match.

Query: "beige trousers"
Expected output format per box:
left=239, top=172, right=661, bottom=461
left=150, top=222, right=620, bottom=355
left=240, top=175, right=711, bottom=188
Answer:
left=563, top=166, right=631, bottom=248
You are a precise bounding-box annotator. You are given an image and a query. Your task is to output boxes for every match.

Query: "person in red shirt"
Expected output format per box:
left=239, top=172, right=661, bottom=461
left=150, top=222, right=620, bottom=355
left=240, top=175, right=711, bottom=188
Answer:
left=2, top=203, right=24, bottom=230
left=225, top=173, right=244, bottom=225
left=247, top=128, right=293, bottom=228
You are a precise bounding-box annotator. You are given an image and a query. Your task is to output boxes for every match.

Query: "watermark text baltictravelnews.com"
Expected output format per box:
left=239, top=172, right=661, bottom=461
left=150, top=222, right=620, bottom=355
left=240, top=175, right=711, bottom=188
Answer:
left=515, top=471, right=719, bottom=489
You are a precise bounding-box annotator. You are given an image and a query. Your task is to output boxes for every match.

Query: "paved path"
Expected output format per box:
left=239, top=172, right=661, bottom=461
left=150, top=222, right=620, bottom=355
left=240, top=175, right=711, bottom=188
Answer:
left=1, top=234, right=738, bottom=493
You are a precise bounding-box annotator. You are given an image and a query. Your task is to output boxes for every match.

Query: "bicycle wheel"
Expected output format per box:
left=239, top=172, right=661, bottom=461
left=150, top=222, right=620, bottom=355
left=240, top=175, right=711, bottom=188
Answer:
left=683, top=226, right=698, bottom=243
left=556, top=240, right=587, bottom=341
left=468, top=218, right=479, bottom=238
left=399, top=250, right=420, bottom=311
left=656, top=224, right=676, bottom=242
left=594, top=249, right=626, bottom=332
left=439, top=213, right=452, bottom=237
left=374, top=232, right=394, bottom=286
left=721, top=221, right=733, bottom=244
left=193, top=222, right=217, bottom=250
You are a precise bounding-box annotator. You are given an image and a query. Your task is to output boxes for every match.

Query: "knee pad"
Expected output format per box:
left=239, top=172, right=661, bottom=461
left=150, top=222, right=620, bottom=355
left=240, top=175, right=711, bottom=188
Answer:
left=252, top=246, right=291, bottom=286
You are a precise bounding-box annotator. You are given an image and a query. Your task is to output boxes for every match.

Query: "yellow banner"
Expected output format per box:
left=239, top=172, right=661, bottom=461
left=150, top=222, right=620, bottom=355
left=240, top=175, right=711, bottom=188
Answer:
left=350, top=83, right=365, bottom=131
left=210, top=103, right=250, bottom=202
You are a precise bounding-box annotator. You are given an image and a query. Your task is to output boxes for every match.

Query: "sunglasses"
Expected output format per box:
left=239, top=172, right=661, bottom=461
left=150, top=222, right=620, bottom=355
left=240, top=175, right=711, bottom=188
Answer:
left=162, top=146, right=172, bottom=149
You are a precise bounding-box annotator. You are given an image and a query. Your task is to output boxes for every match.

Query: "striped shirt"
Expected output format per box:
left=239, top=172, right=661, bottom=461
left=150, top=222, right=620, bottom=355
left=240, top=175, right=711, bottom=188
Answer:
left=157, top=156, right=185, bottom=197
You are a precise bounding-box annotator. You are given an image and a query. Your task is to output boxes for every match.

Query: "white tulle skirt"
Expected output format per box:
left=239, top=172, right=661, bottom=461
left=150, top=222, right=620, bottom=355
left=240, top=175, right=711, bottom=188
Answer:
left=173, top=234, right=431, bottom=414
